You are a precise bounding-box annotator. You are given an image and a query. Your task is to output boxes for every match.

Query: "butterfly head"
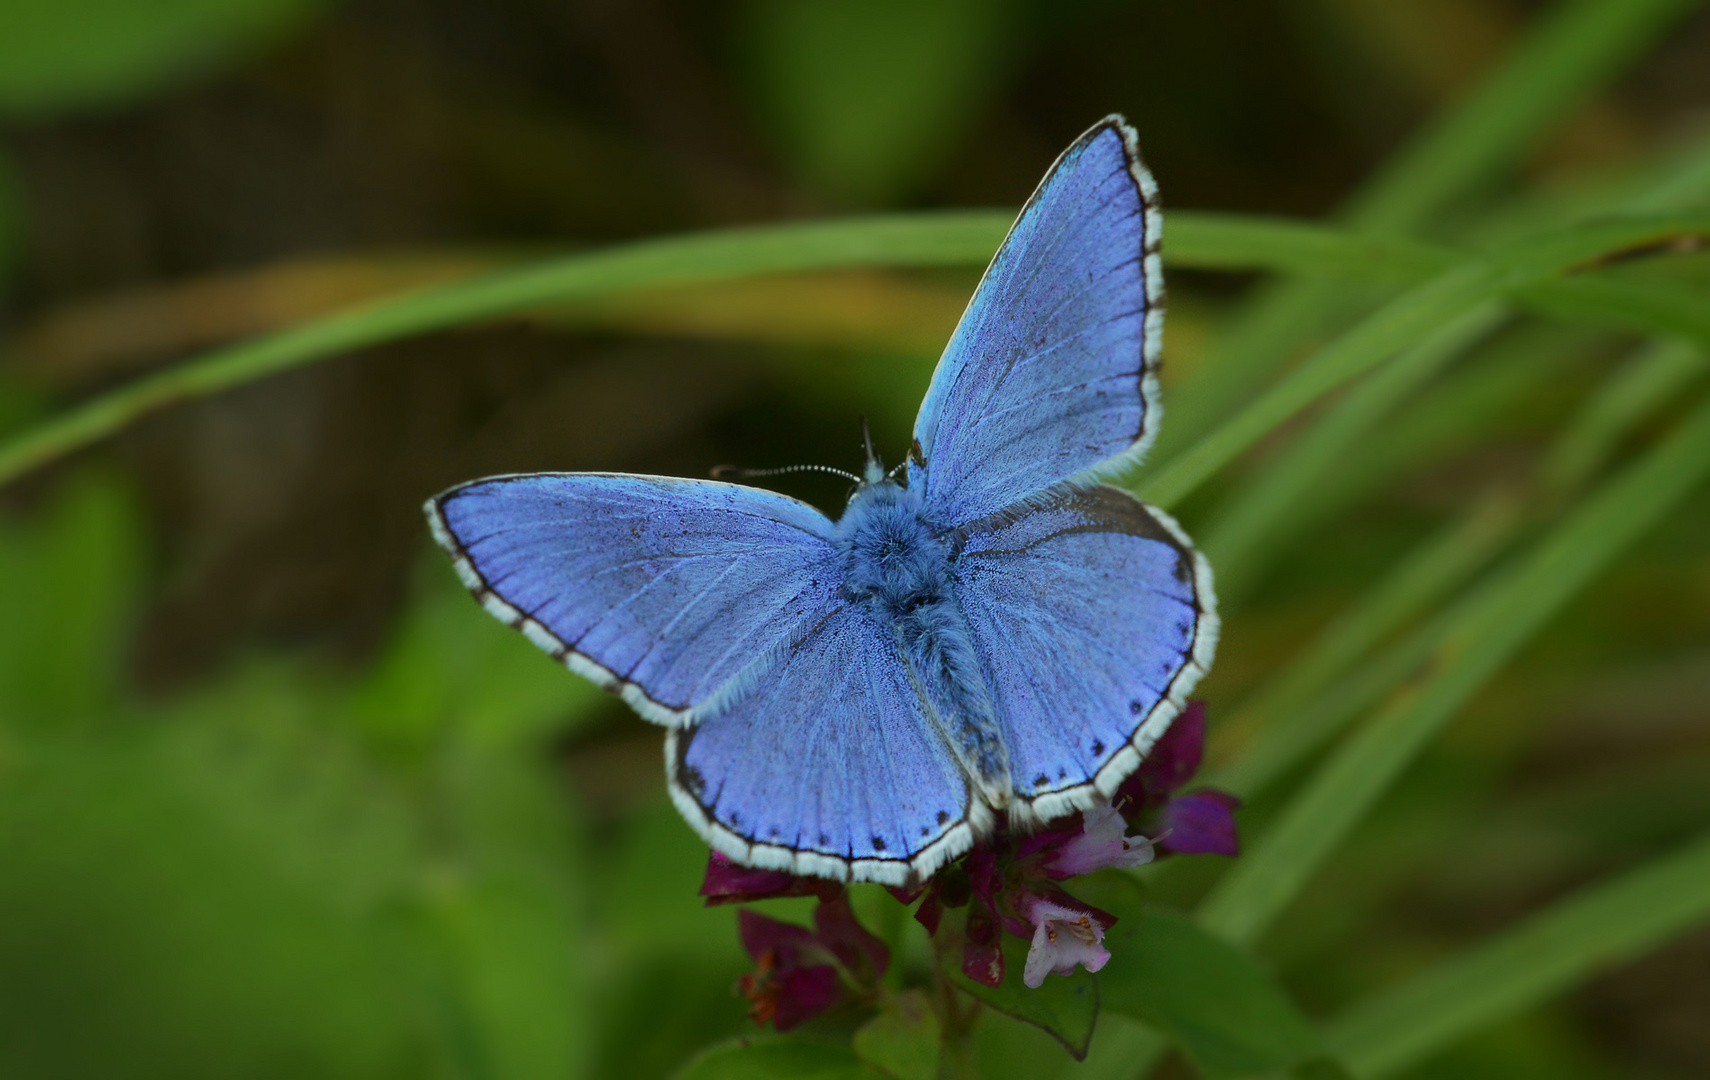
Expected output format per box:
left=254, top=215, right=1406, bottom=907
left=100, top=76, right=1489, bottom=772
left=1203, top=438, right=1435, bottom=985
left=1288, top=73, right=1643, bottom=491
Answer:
left=860, top=416, right=886, bottom=486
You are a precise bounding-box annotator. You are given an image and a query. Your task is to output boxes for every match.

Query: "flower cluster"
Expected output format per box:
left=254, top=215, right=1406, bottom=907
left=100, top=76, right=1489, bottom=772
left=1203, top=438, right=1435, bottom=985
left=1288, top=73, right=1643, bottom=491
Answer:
left=701, top=701, right=1237, bottom=1026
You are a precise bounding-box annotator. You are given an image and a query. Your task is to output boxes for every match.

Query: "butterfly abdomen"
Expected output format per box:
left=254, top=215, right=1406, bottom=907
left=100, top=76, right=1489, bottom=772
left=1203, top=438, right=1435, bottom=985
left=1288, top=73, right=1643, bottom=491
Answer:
left=837, top=479, right=1012, bottom=808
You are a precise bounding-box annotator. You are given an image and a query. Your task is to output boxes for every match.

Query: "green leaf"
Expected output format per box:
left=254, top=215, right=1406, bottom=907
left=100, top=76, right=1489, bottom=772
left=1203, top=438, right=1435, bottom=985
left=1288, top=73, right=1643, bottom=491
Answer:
left=948, top=933, right=1099, bottom=1060
left=674, top=1037, right=889, bottom=1080
left=1291, top=1058, right=1357, bottom=1080
left=0, top=0, right=328, bottom=118
left=1199, top=387, right=1710, bottom=947
left=1099, top=908, right=1320, bottom=1079
left=1326, top=829, right=1710, bottom=1079
left=852, top=989, right=940, bottom=1080
left=0, top=476, right=142, bottom=726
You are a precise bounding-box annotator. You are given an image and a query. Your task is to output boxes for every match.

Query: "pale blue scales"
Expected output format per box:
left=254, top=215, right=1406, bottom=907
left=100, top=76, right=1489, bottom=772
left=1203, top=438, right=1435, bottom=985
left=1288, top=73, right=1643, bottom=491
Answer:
left=426, top=115, right=1218, bottom=887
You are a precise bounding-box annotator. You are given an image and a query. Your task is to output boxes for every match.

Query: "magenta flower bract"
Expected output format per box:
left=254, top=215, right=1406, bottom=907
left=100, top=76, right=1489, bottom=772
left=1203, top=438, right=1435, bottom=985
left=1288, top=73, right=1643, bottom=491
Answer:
left=734, top=894, right=889, bottom=1030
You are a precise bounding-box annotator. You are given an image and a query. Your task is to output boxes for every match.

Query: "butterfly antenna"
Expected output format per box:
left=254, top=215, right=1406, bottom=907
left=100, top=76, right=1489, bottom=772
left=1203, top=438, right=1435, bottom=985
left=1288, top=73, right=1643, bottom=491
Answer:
left=711, top=463, right=863, bottom=483
left=860, top=416, right=885, bottom=484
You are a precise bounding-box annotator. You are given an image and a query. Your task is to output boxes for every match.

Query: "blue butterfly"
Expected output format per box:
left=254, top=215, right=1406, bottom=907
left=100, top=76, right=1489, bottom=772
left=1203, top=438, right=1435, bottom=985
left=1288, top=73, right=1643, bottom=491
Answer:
left=426, top=116, right=1217, bottom=887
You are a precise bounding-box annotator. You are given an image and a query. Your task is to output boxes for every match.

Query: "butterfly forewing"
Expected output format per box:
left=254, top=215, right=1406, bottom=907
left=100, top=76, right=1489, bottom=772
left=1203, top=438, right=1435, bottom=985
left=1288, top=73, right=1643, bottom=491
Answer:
left=427, top=473, right=842, bottom=724
left=910, top=116, right=1162, bottom=529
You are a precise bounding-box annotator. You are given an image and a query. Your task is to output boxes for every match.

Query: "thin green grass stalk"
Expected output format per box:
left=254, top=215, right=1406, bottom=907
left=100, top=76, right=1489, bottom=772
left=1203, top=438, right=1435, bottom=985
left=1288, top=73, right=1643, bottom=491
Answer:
left=1207, top=337, right=1701, bottom=800
left=1201, top=305, right=1505, bottom=603
left=1346, top=0, right=1704, bottom=232
left=1539, top=337, right=1710, bottom=497
left=1324, top=829, right=1710, bottom=1078
left=1196, top=388, right=1710, bottom=946
left=1147, top=0, right=1699, bottom=464
left=0, top=211, right=1475, bottom=492
left=1208, top=492, right=1521, bottom=799
left=1134, top=212, right=1710, bottom=509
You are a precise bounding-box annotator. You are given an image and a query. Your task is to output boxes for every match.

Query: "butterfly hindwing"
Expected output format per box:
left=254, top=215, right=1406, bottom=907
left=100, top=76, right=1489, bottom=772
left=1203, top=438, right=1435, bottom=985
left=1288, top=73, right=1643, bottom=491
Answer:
left=426, top=473, right=840, bottom=725
left=911, top=116, right=1162, bottom=528
left=669, top=602, right=979, bottom=886
left=951, top=483, right=1217, bottom=825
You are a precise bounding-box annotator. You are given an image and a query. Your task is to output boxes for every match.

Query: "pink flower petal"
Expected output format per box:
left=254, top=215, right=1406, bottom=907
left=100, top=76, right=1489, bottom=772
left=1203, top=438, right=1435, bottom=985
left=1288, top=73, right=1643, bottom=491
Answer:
left=963, top=899, right=1005, bottom=987
left=737, top=909, right=820, bottom=962
left=770, top=965, right=842, bottom=1031
left=1022, top=900, right=1113, bottom=988
left=1043, top=803, right=1155, bottom=878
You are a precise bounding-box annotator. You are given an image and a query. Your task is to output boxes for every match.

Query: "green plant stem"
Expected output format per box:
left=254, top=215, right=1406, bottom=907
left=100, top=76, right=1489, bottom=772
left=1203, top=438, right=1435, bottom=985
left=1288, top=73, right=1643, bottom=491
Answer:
left=1196, top=387, right=1710, bottom=946
left=1325, top=829, right=1710, bottom=1078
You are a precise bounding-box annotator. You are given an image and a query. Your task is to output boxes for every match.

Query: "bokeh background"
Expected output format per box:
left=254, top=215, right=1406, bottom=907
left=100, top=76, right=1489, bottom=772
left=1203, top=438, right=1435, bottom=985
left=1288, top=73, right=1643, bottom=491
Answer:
left=1, top=1, right=1708, bottom=1077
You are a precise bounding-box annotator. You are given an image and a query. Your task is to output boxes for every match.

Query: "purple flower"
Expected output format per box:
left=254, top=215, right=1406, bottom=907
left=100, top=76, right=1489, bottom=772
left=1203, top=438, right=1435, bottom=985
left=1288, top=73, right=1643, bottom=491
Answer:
left=1116, top=701, right=1242, bottom=858
left=1039, top=803, right=1155, bottom=877
left=734, top=894, right=889, bottom=1031
left=1019, top=896, right=1116, bottom=989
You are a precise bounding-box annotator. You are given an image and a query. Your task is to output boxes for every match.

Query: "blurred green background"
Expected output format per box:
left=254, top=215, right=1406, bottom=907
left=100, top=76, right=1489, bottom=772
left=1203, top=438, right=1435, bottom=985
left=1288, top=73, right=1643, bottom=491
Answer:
left=0, top=0, right=1708, bottom=1077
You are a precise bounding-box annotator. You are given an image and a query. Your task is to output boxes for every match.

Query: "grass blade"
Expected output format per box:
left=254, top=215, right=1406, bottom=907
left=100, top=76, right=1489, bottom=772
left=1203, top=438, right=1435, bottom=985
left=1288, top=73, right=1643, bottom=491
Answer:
left=1325, top=830, right=1710, bottom=1078
left=1197, top=387, right=1710, bottom=946
left=1346, top=0, right=1704, bottom=232
left=1201, top=305, right=1504, bottom=603
left=1134, top=213, right=1710, bottom=511
left=0, top=210, right=1476, bottom=491
left=1155, top=0, right=1700, bottom=459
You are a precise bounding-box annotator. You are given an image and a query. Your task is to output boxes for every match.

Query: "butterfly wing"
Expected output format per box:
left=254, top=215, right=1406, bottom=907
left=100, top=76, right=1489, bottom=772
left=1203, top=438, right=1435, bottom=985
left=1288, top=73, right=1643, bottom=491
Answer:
left=668, top=602, right=980, bottom=887
left=951, top=484, right=1217, bottom=825
left=911, top=116, right=1162, bottom=527
left=426, top=473, right=840, bottom=726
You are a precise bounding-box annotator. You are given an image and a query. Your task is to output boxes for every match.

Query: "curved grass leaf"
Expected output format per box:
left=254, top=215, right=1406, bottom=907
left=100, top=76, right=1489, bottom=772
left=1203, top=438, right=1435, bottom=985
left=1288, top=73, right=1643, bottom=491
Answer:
left=1154, top=0, right=1700, bottom=459
left=1098, top=907, right=1320, bottom=1079
left=1208, top=492, right=1521, bottom=799
left=1345, top=0, right=1702, bottom=232
left=1210, top=333, right=1701, bottom=800
left=1325, top=829, right=1710, bottom=1078
left=0, top=209, right=1465, bottom=492
left=1202, top=305, right=1504, bottom=602
left=1135, top=213, right=1710, bottom=510
left=947, top=934, right=1098, bottom=1061
left=673, top=1036, right=888, bottom=1080
left=1198, top=388, right=1710, bottom=946
left=1538, top=336, right=1710, bottom=496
